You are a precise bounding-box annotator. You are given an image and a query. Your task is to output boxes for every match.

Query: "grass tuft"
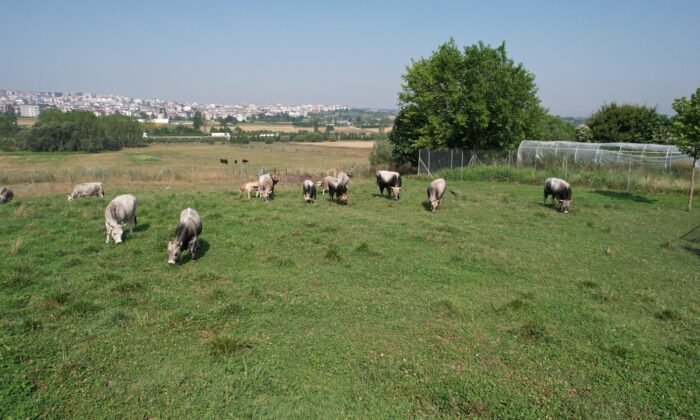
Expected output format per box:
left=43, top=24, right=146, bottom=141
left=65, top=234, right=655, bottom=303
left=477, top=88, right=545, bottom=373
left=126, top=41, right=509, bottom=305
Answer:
left=435, top=299, right=460, bottom=318
left=209, top=336, right=252, bottom=357
left=516, top=321, right=548, bottom=342
left=111, top=281, right=146, bottom=294
left=325, top=246, right=343, bottom=262
left=656, top=309, right=682, bottom=321
left=9, top=237, right=23, bottom=255
left=65, top=300, right=102, bottom=316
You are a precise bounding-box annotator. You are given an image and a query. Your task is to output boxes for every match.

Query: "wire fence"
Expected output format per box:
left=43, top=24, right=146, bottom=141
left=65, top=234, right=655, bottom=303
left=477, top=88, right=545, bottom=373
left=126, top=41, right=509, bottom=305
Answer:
left=417, top=144, right=696, bottom=193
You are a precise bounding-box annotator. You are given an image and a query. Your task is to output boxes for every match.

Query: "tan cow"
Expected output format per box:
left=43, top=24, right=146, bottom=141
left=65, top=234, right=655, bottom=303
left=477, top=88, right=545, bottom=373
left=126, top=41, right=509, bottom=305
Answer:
left=239, top=181, right=260, bottom=199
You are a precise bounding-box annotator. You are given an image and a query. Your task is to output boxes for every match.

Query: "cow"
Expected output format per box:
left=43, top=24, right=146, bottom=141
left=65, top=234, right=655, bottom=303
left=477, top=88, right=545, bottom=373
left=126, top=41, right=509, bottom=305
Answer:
left=544, top=177, right=573, bottom=213
left=427, top=178, right=446, bottom=212
left=167, top=208, right=203, bottom=264
left=104, top=194, right=137, bottom=244
left=376, top=170, right=402, bottom=200
left=220, top=158, right=229, bottom=165
left=259, top=174, right=274, bottom=202
left=303, top=179, right=317, bottom=203
left=239, top=181, right=260, bottom=199
left=270, top=175, right=281, bottom=198
left=0, top=187, right=14, bottom=204
left=234, top=159, right=238, bottom=164
left=327, top=177, right=348, bottom=205
left=316, top=177, right=330, bottom=195
left=67, top=182, right=104, bottom=201
left=337, top=171, right=350, bottom=186
left=242, top=159, right=249, bottom=164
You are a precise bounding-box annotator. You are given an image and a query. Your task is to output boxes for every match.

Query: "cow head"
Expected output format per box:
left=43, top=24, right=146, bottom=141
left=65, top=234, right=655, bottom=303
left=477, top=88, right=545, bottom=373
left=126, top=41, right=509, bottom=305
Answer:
left=271, top=175, right=281, bottom=185
left=430, top=198, right=439, bottom=212
left=391, top=186, right=401, bottom=200
left=110, top=224, right=125, bottom=243
left=304, top=194, right=315, bottom=204
left=338, top=193, right=348, bottom=205
left=559, top=199, right=573, bottom=213
left=167, top=239, right=182, bottom=264
left=260, top=189, right=271, bottom=202
left=67, top=194, right=74, bottom=201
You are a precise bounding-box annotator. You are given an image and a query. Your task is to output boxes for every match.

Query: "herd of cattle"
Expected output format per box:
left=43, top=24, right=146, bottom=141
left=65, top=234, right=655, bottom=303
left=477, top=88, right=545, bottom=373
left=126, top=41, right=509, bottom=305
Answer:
left=0, top=174, right=573, bottom=264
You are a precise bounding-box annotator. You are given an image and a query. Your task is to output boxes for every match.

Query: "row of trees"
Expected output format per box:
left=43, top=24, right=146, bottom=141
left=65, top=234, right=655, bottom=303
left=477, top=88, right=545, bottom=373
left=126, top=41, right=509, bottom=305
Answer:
left=0, top=109, right=144, bottom=152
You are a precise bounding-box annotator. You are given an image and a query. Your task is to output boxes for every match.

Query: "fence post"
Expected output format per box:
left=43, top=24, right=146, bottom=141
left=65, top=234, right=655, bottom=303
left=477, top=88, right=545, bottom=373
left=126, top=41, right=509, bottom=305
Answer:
left=427, top=150, right=431, bottom=175
left=460, top=150, right=464, bottom=181
left=627, top=154, right=632, bottom=191
left=450, top=149, right=453, bottom=170
left=417, top=149, right=422, bottom=175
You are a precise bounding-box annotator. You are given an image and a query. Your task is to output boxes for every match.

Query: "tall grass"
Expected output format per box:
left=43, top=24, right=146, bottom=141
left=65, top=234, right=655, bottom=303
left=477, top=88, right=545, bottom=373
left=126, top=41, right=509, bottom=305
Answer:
left=437, top=164, right=695, bottom=194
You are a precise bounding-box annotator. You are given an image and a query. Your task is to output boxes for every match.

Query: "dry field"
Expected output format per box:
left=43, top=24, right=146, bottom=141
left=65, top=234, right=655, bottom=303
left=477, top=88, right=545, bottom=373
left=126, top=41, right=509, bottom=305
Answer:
left=235, top=122, right=389, bottom=134
left=0, top=143, right=372, bottom=197
left=291, top=141, right=375, bottom=149
left=16, top=117, right=37, bottom=127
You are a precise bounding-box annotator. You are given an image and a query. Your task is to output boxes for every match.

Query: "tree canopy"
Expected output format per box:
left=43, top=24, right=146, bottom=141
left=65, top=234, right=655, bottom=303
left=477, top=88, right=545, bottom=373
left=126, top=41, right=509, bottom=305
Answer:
left=389, top=40, right=545, bottom=164
left=672, top=87, right=700, bottom=210
left=586, top=103, right=670, bottom=144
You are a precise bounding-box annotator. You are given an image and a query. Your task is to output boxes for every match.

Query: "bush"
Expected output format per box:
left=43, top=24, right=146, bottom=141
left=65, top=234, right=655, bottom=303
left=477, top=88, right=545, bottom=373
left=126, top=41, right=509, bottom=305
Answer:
left=369, top=140, right=394, bottom=166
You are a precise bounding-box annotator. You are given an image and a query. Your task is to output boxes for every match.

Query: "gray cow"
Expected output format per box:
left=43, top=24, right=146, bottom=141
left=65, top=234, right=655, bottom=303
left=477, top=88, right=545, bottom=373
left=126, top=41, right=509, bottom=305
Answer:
left=0, top=187, right=14, bottom=204
left=544, top=177, right=573, bottom=213
left=68, top=182, right=104, bottom=201
left=167, top=208, right=202, bottom=264
left=337, top=171, right=350, bottom=186
left=303, top=179, right=317, bottom=203
left=104, top=194, right=137, bottom=243
left=327, top=177, right=348, bottom=205
left=376, top=170, right=402, bottom=200
left=427, top=178, right=446, bottom=212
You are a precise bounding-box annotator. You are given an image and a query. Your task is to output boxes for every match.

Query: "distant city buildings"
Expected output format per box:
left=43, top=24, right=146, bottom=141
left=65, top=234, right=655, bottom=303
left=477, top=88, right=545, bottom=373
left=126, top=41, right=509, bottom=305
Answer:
left=19, top=104, right=42, bottom=117
left=0, top=90, right=347, bottom=121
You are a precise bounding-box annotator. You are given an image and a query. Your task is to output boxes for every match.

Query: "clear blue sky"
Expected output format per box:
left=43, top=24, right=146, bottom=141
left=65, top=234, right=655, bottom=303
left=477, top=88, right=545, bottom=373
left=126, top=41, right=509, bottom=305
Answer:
left=2, top=0, right=698, bottom=116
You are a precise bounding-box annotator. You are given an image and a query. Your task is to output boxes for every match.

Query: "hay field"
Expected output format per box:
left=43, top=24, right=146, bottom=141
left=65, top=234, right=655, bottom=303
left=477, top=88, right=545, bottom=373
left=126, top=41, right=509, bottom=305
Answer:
left=235, top=122, right=389, bottom=133
left=0, top=143, right=372, bottom=197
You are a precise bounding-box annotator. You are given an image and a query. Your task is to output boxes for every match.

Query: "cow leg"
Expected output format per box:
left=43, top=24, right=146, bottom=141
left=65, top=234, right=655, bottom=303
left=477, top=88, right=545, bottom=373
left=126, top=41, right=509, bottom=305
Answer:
left=190, top=237, right=198, bottom=260
left=105, top=225, right=111, bottom=243
left=543, top=192, right=548, bottom=207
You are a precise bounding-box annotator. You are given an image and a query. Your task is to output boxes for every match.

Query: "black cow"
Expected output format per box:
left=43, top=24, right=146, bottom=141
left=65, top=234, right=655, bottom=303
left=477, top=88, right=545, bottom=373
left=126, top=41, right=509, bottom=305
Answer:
left=220, top=158, right=229, bottom=165
left=376, top=170, right=402, bottom=200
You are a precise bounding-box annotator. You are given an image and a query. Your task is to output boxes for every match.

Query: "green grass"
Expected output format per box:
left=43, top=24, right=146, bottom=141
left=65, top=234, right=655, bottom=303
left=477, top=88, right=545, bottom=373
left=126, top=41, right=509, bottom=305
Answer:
left=1, top=179, right=699, bottom=417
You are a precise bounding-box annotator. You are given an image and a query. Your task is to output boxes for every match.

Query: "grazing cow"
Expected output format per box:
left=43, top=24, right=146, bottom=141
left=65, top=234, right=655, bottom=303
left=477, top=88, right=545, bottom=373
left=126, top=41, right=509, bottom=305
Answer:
left=327, top=177, right=348, bottom=205
left=427, top=178, right=447, bottom=212
left=337, top=171, right=350, bottom=187
left=242, top=159, right=249, bottom=164
left=104, top=194, right=137, bottom=244
left=220, top=158, right=229, bottom=165
left=376, top=170, right=402, bottom=200
left=234, top=159, right=238, bottom=164
left=239, top=181, right=260, bottom=199
left=167, top=208, right=203, bottom=264
left=259, top=174, right=274, bottom=201
left=0, top=187, right=14, bottom=204
left=303, top=179, right=317, bottom=203
left=544, top=177, right=573, bottom=213
left=316, top=177, right=331, bottom=195
left=67, top=182, right=104, bottom=201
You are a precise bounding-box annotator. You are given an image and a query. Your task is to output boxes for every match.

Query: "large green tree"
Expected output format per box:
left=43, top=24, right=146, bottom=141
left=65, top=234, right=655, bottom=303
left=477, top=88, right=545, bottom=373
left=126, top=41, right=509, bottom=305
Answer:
left=586, top=103, right=669, bottom=143
left=389, top=40, right=544, bottom=164
left=672, top=87, right=700, bottom=211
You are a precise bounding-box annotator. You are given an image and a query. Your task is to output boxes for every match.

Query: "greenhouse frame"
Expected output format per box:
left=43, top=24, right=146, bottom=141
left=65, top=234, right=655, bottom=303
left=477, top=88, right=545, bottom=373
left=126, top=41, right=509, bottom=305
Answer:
left=517, top=140, right=698, bottom=168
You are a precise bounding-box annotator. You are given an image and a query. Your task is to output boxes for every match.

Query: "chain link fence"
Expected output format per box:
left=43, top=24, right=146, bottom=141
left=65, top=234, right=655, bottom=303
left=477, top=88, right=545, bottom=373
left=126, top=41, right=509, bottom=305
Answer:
left=417, top=144, right=696, bottom=193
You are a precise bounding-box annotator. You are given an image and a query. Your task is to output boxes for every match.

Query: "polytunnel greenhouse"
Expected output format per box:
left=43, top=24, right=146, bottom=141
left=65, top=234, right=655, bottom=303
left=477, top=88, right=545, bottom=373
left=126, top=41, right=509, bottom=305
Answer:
left=517, top=140, right=698, bottom=168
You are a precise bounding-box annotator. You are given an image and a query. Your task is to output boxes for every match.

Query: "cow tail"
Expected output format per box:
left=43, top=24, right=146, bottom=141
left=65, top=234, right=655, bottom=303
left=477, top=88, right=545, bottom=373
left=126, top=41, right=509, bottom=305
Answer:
left=109, top=203, right=119, bottom=222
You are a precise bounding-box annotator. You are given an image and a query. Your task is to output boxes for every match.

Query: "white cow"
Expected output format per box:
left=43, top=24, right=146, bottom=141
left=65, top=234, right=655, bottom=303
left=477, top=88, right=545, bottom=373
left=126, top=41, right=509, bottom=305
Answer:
left=427, top=178, right=446, bottom=212
left=68, top=182, right=104, bottom=201
left=104, top=194, right=137, bottom=243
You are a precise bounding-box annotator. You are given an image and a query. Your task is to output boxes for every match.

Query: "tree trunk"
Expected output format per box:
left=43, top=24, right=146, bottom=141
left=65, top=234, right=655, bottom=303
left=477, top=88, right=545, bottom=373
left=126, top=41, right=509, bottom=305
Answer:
left=689, top=158, right=697, bottom=211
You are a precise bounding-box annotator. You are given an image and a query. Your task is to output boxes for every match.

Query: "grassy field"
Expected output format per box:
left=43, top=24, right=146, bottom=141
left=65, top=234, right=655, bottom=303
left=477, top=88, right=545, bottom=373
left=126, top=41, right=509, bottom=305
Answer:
left=0, top=143, right=372, bottom=197
left=1, top=177, right=698, bottom=417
